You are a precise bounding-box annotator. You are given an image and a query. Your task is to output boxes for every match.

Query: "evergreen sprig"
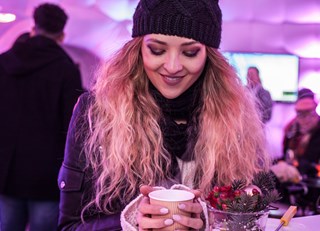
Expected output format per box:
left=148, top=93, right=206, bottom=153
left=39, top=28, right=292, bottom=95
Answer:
left=256, top=189, right=282, bottom=211
left=231, top=179, right=246, bottom=191
left=252, top=171, right=277, bottom=195
left=228, top=193, right=259, bottom=212
left=206, top=171, right=281, bottom=213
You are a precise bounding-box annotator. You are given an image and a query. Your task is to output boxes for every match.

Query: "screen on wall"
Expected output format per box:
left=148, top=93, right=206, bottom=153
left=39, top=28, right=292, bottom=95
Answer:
left=223, top=52, right=299, bottom=102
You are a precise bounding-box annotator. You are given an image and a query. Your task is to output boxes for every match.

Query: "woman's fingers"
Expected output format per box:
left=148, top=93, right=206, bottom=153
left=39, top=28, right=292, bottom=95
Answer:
left=137, top=186, right=204, bottom=230
left=190, top=189, right=202, bottom=199
left=138, top=216, right=174, bottom=230
left=138, top=196, right=169, bottom=215
left=174, top=195, right=203, bottom=229
left=172, top=214, right=204, bottom=230
left=138, top=196, right=173, bottom=230
left=178, top=201, right=203, bottom=214
left=139, top=185, right=154, bottom=196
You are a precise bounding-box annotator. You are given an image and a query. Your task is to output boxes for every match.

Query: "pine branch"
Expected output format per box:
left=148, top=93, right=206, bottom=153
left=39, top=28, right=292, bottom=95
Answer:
left=232, top=179, right=246, bottom=191
left=228, top=194, right=258, bottom=212
left=252, top=171, right=276, bottom=195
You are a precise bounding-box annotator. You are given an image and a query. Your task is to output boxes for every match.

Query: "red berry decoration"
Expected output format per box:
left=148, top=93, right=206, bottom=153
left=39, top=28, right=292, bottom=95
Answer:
left=234, top=189, right=243, bottom=198
left=206, top=172, right=281, bottom=213
left=206, top=185, right=238, bottom=210
left=243, top=185, right=262, bottom=196
left=207, top=172, right=282, bottom=231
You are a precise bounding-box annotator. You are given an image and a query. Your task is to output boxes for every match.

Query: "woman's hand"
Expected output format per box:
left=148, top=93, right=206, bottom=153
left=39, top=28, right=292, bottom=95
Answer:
left=137, top=185, right=204, bottom=230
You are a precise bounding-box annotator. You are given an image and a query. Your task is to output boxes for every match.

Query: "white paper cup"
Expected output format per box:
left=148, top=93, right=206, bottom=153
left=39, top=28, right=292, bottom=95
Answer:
left=149, top=189, right=195, bottom=231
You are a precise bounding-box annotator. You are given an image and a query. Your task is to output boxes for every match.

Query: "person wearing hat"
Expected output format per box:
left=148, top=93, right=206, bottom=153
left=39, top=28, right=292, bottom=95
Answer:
left=270, top=88, right=320, bottom=213
left=0, top=3, right=83, bottom=231
left=282, top=88, right=320, bottom=177
left=57, top=0, right=271, bottom=230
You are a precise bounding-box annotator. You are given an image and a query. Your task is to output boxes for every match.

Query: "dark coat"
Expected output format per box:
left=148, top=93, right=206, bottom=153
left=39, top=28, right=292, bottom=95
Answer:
left=57, top=93, right=122, bottom=230
left=283, top=118, right=320, bottom=177
left=0, top=35, right=83, bottom=200
left=57, top=91, right=192, bottom=230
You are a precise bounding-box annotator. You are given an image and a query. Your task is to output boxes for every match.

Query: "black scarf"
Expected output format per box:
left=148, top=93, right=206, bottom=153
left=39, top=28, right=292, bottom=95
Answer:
left=149, top=75, right=203, bottom=162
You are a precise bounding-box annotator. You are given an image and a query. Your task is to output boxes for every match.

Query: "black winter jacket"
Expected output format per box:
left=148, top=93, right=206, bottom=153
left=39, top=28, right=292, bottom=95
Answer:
left=0, top=35, right=83, bottom=200
left=58, top=93, right=122, bottom=230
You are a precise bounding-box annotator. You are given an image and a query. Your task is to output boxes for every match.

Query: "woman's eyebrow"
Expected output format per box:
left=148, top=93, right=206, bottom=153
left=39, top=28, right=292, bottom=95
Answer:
left=145, top=38, right=166, bottom=45
left=181, top=41, right=200, bottom=46
left=145, top=39, right=200, bottom=46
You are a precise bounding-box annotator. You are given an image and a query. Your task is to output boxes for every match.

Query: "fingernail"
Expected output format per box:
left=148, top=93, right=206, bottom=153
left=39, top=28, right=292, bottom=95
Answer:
left=173, top=214, right=181, bottom=221
left=178, top=203, right=186, bottom=209
left=160, top=208, right=169, bottom=214
left=164, top=219, right=173, bottom=225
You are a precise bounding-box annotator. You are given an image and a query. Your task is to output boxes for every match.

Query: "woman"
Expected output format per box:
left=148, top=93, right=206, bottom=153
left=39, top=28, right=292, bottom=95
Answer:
left=58, top=0, right=271, bottom=230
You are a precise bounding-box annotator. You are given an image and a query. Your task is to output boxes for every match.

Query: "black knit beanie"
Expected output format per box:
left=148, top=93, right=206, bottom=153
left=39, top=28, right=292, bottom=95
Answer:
left=132, top=0, right=222, bottom=48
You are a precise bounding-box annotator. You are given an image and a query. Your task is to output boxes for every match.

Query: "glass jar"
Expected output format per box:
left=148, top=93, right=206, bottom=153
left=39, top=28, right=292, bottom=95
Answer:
left=208, top=206, right=269, bottom=231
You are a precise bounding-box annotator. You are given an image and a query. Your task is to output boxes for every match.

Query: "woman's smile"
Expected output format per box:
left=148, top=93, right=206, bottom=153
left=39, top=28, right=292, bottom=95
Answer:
left=160, top=74, right=186, bottom=86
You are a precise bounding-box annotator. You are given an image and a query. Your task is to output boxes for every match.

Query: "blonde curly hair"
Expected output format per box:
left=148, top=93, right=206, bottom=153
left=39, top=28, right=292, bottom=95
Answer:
left=81, top=37, right=271, bottom=215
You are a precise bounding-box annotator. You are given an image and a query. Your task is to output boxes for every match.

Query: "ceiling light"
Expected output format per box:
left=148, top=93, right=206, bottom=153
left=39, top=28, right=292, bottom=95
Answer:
left=0, top=5, right=16, bottom=23
left=0, top=12, right=16, bottom=23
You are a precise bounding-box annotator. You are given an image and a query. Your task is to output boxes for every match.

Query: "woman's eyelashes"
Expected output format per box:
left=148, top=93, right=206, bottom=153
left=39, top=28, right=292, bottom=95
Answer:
left=148, top=46, right=165, bottom=56
left=147, top=45, right=200, bottom=57
left=183, top=49, right=200, bottom=57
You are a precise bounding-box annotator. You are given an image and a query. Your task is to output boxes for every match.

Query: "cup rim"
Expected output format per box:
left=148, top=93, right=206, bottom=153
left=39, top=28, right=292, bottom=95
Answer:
left=149, top=189, right=195, bottom=202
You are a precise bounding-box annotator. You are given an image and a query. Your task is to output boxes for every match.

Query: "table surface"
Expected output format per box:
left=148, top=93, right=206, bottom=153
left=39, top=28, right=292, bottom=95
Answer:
left=266, top=214, right=320, bottom=231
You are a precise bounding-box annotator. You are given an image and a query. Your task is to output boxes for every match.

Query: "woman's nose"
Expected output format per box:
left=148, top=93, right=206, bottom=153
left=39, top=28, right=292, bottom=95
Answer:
left=163, top=53, right=183, bottom=73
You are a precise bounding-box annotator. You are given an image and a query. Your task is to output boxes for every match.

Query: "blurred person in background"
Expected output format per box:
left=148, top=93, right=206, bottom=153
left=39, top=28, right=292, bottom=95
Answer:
left=246, top=66, right=273, bottom=124
left=282, top=88, right=320, bottom=178
left=0, top=3, right=83, bottom=231
left=270, top=88, right=320, bottom=214
left=12, top=31, right=31, bottom=45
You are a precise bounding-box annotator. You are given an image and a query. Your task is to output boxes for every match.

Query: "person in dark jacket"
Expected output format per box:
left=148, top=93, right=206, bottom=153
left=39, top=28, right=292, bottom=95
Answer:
left=282, top=88, right=320, bottom=177
left=271, top=88, right=320, bottom=213
left=0, top=3, right=83, bottom=231
left=57, top=0, right=271, bottom=230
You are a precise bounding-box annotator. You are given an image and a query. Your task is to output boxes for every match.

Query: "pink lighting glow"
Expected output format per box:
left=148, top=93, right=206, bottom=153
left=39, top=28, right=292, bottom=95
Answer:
left=286, top=2, right=320, bottom=23
left=294, top=40, right=320, bottom=59
left=299, top=71, right=320, bottom=95
left=96, top=0, right=138, bottom=21
left=298, top=71, right=320, bottom=115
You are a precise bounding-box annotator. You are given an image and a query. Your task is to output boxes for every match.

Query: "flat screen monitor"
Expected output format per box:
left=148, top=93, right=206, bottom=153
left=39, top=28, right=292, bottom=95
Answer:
left=223, top=52, right=299, bottom=102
